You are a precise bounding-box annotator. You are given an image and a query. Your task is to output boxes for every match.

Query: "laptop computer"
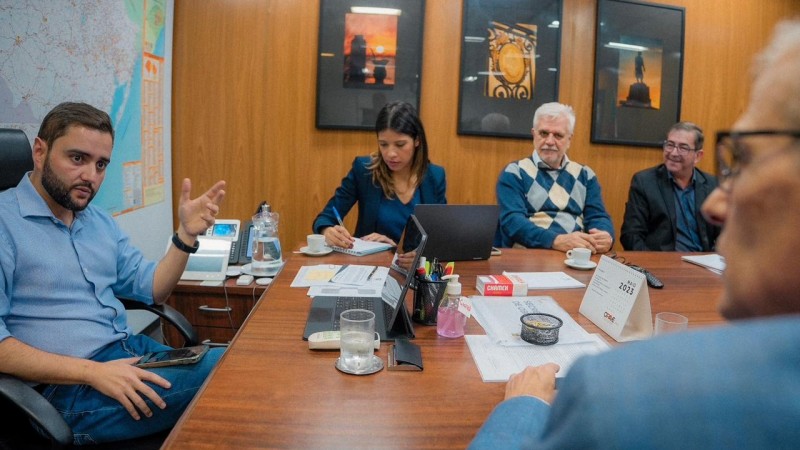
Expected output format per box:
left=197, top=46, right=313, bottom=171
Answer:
left=414, top=204, right=499, bottom=261
left=302, top=214, right=427, bottom=341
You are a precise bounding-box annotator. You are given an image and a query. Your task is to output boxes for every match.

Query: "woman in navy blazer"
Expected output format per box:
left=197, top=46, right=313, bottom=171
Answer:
left=313, top=101, right=446, bottom=247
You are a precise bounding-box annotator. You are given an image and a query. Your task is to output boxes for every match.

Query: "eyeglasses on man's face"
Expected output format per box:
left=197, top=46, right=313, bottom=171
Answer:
left=536, top=129, right=568, bottom=141
left=662, top=140, right=696, bottom=155
left=715, top=130, right=800, bottom=191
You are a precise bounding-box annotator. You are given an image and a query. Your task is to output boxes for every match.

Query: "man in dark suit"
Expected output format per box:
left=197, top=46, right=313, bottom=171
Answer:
left=620, top=122, right=720, bottom=251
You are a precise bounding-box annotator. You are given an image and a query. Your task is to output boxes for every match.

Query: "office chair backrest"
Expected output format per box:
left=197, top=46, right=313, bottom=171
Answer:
left=0, top=128, right=34, bottom=191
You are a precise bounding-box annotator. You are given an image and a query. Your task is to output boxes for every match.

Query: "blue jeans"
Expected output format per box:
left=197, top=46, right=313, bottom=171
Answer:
left=36, top=335, right=223, bottom=445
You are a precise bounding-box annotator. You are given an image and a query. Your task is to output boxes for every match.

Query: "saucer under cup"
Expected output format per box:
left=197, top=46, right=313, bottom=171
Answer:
left=299, top=246, right=332, bottom=256
left=565, top=259, right=596, bottom=270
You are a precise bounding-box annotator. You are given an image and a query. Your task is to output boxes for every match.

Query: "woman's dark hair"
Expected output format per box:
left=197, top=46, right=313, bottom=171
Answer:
left=368, top=101, right=430, bottom=198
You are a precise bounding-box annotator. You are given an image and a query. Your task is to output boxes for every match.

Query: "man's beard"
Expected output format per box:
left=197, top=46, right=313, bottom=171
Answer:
left=41, top=158, right=95, bottom=212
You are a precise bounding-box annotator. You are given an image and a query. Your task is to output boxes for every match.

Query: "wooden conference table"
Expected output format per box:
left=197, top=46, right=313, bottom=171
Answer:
left=162, top=248, right=725, bottom=449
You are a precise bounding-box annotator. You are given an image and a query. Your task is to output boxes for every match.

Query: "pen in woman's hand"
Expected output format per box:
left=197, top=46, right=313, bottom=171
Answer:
left=332, top=206, right=345, bottom=228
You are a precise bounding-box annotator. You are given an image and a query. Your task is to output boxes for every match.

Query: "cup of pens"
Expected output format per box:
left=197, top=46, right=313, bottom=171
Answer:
left=412, top=277, right=448, bottom=325
left=519, top=313, right=563, bottom=346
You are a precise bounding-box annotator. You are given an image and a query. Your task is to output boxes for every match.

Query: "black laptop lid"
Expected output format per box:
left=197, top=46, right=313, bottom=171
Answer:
left=383, top=214, right=427, bottom=330
left=414, top=204, right=499, bottom=261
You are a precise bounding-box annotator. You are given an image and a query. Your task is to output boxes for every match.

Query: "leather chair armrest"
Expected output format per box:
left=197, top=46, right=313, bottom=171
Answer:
left=0, top=373, right=72, bottom=447
left=119, top=299, right=199, bottom=346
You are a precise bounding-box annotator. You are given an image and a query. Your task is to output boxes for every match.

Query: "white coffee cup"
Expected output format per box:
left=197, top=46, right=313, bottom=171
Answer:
left=307, top=234, right=325, bottom=253
left=566, top=248, right=591, bottom=265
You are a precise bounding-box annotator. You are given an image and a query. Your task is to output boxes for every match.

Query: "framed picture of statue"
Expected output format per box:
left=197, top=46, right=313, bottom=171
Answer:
left=315, top=0, right=425, bottom=130
left=590, top=0, right=685, bottom=147
left=457, top=0, right=562, bottom=139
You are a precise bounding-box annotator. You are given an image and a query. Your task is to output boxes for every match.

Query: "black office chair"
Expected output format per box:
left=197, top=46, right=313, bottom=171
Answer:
left=0, top=128, right=198, bottom=448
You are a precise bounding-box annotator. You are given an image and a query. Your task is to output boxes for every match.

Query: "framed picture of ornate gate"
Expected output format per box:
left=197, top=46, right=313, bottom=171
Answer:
left=457, top=0, right=562, bottom=138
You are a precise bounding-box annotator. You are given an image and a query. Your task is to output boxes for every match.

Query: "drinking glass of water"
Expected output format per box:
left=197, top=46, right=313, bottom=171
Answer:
left=339, top=309, right=376, bottom=374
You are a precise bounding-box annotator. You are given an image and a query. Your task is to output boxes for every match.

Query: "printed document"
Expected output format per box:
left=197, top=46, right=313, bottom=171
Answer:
left=306, top=267, right=389, bottom=298
left=681, top=254, right=725, bottom=274
left=471, top=296, right=595, bottom=347
left=290, top=264, right=341, bottom=288
left=466, top=334, right=610, bottom=382
left=330, top=264, right=377, bottom=285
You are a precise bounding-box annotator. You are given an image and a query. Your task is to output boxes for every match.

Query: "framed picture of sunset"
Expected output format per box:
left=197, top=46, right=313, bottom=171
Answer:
left=316, top=0, right=425, bottom=130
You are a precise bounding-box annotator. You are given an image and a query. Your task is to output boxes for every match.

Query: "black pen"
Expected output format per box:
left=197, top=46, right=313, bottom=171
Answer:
left=367, top=265, right=378, bottom=280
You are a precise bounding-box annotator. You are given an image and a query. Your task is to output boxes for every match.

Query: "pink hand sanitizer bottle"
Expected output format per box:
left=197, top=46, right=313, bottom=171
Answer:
left=437, top=274, right=466, bottom=338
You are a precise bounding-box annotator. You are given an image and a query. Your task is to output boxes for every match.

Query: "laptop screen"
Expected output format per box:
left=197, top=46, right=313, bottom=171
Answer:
left=414, top=204, right=499, bottom=261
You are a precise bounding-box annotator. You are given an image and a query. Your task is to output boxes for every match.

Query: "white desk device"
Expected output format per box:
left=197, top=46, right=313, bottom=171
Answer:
left=204, top=219, right=241, bottom=264
left=176, top=237, right=232, bottom=281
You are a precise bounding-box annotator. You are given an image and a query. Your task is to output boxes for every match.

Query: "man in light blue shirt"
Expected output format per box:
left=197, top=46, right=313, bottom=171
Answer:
left=0, top=102, right=226, bottom=444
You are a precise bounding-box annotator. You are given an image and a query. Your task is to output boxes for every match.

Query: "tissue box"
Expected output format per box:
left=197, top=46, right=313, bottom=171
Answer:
left=476, top=274, right=528, bottom=296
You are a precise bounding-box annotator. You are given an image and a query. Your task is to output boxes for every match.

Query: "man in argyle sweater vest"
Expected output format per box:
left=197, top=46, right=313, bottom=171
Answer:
left=496, top=102, right=614, bottom=253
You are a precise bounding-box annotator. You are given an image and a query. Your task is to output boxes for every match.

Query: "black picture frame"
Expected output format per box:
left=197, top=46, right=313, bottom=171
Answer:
left=590, top=0, right=685, bottom=147
left=457, top=0, right=562, bottom=139
left=315, top=0, right=426, bottom=131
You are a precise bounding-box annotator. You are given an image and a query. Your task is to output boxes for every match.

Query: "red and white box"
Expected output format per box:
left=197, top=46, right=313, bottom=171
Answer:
left=476, top=274, right=528, bottom=296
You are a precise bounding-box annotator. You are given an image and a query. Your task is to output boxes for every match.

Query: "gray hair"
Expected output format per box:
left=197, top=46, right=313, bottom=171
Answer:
left=668, top=121, right=704, bottom=150
left=533, top=102, right=576, bottom=135
left=751, top=20, right=800, bottom=126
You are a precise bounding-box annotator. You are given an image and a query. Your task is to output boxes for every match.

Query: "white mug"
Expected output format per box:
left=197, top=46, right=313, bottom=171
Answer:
left=306, top=234, right=326, bottom=253
left=566, top=248, right=591, bottom=265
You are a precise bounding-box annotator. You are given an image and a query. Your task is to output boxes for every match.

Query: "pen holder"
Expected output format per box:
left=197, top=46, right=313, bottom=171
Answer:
left=412, top=278, right=448, bottom=325
left=519, top=313, right=563, bottom=346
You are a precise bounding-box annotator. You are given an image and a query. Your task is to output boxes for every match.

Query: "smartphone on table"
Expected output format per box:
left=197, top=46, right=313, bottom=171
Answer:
left=134, top=345, right=209, bottom=368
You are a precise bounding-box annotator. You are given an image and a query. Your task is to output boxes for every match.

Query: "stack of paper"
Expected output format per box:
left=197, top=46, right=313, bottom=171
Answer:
left=681, top=254, right=725, bottom=274
left=466, top=295, right=610, bottom=382
left=503, top=271, right=586, bottom=290
left=465, top=334, right=610, bottom=382
left=470, top=296, right=594, bottom=347
left=331, top=238, right=392, bottom=256
left=291, top=264, right=389, bottom=298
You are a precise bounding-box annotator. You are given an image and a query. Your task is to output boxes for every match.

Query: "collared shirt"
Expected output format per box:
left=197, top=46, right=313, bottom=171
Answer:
left=532, top=150, right=570, bottom=171
left=0, top=173, right=156, bottom=358
left=670, top=170, right=702, bottom=252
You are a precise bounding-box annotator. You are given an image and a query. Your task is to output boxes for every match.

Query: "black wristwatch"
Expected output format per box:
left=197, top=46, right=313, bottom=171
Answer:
left=172, top=233, right=199, bottom=254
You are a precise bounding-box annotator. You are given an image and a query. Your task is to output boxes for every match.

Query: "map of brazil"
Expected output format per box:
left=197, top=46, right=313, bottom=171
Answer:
left=0, top=0, right=169, bottom=216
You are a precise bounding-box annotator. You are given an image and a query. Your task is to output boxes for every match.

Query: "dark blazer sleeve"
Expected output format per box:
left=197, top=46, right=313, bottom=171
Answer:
left=312, top=156, right=376, bottom=236
left=620, top=170, right=655, bottom=251
left=621, top=166, right=681, bottom=251
left=419, top=163, right=447, bottom=204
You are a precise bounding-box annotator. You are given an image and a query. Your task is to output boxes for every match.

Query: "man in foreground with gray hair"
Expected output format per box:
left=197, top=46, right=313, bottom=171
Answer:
left=471, top=20, right=800, bottom=449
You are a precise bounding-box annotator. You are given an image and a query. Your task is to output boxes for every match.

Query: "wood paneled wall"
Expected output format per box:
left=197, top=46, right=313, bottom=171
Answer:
left=172, top=0, right=799, bottom=250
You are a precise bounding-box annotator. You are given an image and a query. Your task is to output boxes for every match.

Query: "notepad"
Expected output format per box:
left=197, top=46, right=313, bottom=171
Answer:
left=331, top=238, right=393, bottom=256
left=681, top=254, right=726, bottom=274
